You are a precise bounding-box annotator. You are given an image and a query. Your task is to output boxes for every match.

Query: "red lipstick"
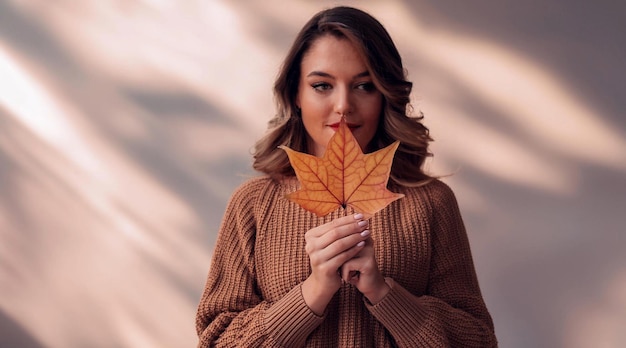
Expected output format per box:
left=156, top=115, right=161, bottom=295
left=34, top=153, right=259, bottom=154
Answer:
left=328, top=122, right=359, bottom=130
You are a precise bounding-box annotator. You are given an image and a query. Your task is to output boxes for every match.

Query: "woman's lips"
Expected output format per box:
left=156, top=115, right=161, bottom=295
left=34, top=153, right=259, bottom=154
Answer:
left=328, top=122, right=359, bottom=130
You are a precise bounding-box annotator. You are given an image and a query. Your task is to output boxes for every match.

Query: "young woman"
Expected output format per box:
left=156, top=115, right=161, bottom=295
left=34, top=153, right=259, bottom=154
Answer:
left=196, top=6, right=497, bottom=347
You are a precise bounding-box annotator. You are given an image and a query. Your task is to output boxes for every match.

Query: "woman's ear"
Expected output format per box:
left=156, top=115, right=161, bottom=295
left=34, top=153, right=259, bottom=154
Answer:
left=294, top=94, right=302, bottom=116
left=295, top=93, right=301, bottom=109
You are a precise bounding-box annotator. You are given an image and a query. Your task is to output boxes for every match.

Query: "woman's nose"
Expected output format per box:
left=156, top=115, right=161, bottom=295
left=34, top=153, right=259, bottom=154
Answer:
left=333, top=86, right=353, bottom=116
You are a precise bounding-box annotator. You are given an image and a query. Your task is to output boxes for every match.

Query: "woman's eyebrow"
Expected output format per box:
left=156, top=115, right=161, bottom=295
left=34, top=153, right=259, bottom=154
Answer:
left=306, top=71, right=333, bottom=78
left=305, top=70, right=370, bottom=79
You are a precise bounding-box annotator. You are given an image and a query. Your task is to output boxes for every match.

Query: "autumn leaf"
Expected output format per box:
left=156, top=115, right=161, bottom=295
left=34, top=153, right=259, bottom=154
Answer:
left=279, top=118, right=404, bottom=218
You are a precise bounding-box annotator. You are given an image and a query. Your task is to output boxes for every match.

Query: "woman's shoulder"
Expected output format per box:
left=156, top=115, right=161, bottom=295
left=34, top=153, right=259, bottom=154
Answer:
left=234, top=175, right=274, bottom=191
left=226, top=175, right=294, bottom=225
left=229, top=175, right=276, bottom=201
left=221, top=175, right=276, bottom=218
left=401, top=178, right=458, bottom=208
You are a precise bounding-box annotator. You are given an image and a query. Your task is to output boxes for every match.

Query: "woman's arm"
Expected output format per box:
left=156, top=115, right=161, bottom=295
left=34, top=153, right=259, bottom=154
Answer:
left=365, top=181, right=497, bottom=347
left=195, top=180, right=324, bottom=348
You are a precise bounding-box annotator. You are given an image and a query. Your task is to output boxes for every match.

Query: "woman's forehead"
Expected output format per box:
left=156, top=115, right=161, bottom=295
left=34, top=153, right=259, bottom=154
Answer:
left=300, top=36, right=368, bottom=75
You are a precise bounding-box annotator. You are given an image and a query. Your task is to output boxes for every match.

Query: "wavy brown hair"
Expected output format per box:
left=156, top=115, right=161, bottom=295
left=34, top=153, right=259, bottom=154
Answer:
left=253, top=6, right=433, bottom=187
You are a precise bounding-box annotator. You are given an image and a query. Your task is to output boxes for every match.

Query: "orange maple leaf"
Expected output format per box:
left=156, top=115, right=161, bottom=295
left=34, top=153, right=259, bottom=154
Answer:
left=279, top=118, right=404, bottom=217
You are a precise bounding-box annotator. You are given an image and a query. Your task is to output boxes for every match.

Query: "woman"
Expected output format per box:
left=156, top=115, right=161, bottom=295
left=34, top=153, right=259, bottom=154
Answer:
left=196, top=6, right=497, bottom=347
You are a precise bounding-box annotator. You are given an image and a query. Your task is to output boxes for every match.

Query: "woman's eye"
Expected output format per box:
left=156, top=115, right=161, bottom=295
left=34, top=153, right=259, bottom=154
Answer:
left=356, top=82, right=376, bottom=92
left=312, top=82, right=331, bottom=91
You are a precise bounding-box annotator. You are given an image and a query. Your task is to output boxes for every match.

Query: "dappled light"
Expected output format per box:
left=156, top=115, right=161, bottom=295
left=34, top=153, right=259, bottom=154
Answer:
left=1, top=1, right=624, bottom=347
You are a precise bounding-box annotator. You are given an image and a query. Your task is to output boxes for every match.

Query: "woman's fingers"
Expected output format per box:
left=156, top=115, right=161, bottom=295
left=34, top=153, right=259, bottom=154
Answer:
left=339, top=237, right=389, bottom=303
left=305, top=213, right=370, bottom=282
left=308, top=231, right=367, bottom=268
left=340, top=238, right=372, bottom=282
left=305, top=214, right=368, bottom=251
left=306, top=213, right=365, bottom=238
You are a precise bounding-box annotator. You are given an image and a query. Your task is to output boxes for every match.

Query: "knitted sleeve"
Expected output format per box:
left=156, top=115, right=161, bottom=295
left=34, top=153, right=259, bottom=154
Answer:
left=195, top=178, right=324, bottom=348
left=366, top=181, right=497, bottom=347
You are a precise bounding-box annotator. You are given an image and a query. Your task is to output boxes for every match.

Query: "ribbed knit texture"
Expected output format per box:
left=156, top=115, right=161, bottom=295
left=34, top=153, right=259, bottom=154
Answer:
left=196, top=176, right=497, bottom=347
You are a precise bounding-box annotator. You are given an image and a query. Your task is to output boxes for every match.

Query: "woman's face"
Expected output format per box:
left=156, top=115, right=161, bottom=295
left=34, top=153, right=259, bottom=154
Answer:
left=296, top=35, right=383, bottom=157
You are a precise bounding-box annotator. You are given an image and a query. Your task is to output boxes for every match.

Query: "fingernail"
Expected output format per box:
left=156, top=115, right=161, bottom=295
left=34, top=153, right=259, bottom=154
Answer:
left=354, top=213, right=364, bottom=220
left=356, top=241, right=365, bottom=247
left=358, top=220, right=368, bottom=227
left=361, top=230, right=370, bottom=237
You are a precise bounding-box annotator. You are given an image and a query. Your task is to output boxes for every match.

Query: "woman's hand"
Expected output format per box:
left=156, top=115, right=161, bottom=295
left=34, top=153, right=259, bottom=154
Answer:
left=301, top=213, right=370, bottom=315
left=340, top=234, right=391, bottom=305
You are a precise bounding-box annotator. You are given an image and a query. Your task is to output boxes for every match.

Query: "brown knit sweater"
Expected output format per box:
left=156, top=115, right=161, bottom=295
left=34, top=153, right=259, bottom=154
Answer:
left=196, top=176, right=496, bottom=347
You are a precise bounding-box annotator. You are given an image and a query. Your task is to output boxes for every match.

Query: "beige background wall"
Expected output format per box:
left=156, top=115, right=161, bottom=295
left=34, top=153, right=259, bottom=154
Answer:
left=1, top=1, right=625, bottom=347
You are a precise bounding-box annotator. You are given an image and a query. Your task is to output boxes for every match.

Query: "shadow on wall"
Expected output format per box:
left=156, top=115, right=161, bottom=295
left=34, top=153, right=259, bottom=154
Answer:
left=404, top=0, right=626, bottom=127
left=0, top=309, right=44, bottom=348
left=0, top=1, right=255, bottom=347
